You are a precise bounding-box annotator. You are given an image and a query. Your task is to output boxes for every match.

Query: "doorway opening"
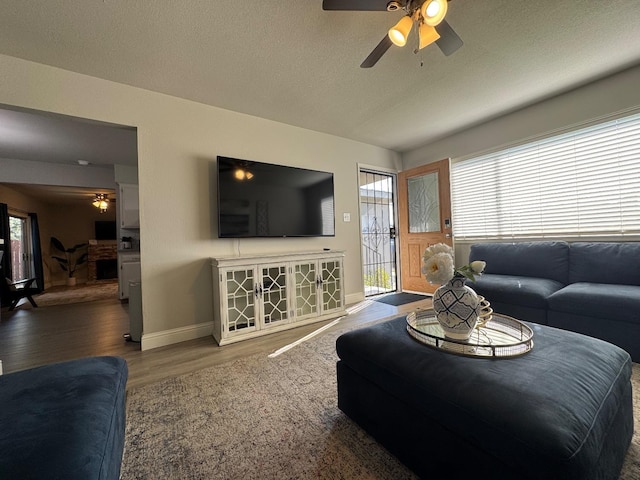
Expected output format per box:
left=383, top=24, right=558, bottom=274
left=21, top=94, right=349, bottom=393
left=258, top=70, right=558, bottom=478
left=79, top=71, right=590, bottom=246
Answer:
left=9, top=213, right=34, bottom=282
left=359, top=169, right=398, bottom=297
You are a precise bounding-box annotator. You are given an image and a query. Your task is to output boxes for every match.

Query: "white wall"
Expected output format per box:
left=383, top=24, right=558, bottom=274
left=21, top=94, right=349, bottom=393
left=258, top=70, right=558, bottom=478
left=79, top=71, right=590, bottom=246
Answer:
left=403, top=64, right=640, bottom=168
left=0, top=54, right=400, bottom=349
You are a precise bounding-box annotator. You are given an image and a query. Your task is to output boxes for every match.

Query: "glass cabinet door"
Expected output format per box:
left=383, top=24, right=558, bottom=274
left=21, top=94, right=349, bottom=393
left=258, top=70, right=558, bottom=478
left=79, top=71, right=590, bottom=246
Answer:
left=260, top=264, right=289, bottom=327
left=293, top=261, right=319, bottom=320
left=224, top=267, right=257, bottom=335
left=320, top=259, right=343, bottom=314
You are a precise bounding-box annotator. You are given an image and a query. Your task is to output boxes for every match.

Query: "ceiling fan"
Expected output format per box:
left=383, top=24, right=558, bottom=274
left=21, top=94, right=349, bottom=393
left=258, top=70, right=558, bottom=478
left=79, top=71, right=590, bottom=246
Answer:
left=322, top=0, right=463, bottom=68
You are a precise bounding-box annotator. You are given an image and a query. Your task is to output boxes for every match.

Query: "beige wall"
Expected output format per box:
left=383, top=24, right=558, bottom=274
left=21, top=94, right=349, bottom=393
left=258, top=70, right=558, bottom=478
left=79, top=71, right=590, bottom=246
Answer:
left=403, top=64, right=640, bottom=168
left=0, top=54, right=401, bottom=349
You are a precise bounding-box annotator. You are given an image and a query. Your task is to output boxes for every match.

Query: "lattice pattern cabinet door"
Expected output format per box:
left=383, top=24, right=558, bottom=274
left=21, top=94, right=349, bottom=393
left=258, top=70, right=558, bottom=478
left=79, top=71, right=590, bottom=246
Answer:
left=320, top=259, right=344, bottom=315
left=222, top=267, right=258, bottom=337
left=293, top=261, right=319, bottom=321
left=260, top=263, right=289, bottom=328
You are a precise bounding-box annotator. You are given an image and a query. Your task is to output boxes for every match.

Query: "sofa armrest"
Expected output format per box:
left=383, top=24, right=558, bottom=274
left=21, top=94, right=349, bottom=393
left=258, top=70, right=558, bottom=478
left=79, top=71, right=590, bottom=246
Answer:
left=0, top=356, right=128, bottom=480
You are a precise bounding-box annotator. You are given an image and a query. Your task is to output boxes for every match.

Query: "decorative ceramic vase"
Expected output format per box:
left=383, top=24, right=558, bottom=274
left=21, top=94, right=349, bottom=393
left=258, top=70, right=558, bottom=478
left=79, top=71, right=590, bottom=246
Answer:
left=432, top=275, right=481, bottom=340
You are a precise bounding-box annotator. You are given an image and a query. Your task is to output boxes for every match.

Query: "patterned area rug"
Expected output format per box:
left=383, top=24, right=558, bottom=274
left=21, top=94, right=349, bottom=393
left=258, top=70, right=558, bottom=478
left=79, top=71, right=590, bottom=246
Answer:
left=122, top=321, right=640, bottom=480
left=33, top=281, right=118, bottom=307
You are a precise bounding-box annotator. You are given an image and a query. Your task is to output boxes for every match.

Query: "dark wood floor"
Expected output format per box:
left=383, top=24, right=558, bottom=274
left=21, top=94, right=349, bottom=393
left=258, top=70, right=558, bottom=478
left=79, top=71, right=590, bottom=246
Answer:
left=0, top=295, right=433, bottom=389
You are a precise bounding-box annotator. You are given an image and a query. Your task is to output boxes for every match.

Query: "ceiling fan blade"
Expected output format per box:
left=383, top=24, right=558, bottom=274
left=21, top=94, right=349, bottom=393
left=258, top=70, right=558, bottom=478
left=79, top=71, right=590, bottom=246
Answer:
left=360, top=35, right=393, bottom=68
left=322, top=0, right=400, bottom=11
left=434, top=19, right=463, bottom=56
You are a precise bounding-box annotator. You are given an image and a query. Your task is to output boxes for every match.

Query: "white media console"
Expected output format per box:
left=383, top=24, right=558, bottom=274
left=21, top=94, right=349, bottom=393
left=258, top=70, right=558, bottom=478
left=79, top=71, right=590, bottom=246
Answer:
left=211, top=250, right=346, bottom=345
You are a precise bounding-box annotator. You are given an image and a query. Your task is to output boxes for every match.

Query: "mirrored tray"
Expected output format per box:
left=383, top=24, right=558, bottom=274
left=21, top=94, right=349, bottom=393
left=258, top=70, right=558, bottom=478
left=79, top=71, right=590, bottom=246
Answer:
left=406, top=309, right=534, bottom=358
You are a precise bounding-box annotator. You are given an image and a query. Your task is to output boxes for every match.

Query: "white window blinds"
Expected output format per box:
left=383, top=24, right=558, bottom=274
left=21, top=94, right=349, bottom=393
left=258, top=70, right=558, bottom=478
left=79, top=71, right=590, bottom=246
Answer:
left=451, top=112, right=640, bottom=240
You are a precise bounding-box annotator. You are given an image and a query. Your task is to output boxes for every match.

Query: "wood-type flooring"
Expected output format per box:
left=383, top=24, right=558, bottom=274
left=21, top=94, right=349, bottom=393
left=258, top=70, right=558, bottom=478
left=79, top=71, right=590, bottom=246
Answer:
left=0, top=294, right=432, bottom=389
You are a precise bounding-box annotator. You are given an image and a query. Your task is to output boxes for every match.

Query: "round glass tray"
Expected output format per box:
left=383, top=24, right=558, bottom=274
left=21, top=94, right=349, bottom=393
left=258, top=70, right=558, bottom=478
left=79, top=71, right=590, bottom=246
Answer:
left=406, top=309, right=534, bottom=358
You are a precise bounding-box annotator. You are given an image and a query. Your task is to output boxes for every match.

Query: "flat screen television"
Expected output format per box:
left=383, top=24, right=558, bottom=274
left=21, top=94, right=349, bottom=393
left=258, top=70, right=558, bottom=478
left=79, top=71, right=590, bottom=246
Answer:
left=217, top=156, right=335, bottom=238
left=95, top=220, right=117, bottom=240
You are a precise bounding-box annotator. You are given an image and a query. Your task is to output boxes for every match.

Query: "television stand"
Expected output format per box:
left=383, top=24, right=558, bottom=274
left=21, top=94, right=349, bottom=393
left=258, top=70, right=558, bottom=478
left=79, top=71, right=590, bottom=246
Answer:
left=211, top=250, right=346, bottom=345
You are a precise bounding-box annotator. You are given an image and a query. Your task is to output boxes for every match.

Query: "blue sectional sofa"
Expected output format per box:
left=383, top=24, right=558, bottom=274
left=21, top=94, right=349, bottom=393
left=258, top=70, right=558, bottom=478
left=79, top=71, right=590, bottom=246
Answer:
left=0, top=356, right=128, bottom=479
left=468, top=241, right=640, bottom=362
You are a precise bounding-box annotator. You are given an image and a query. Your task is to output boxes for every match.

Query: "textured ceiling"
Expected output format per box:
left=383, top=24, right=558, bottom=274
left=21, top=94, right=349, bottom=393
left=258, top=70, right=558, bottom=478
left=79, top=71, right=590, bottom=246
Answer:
left=0, top=106, right=137, bottom=166
left=0, top=0, right=640, bottom=156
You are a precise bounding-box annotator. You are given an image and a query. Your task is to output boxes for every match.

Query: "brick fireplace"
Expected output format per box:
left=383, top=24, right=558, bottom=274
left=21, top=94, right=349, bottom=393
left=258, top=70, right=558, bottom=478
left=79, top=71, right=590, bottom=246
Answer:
left=87, top=243, right=118, bottom=283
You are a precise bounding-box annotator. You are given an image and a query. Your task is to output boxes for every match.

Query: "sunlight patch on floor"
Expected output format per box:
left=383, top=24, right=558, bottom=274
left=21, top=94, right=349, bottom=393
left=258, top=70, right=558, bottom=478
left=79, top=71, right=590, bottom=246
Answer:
left=267, top=300, right=377, bottom=358
left=268, top=317, right=343, bottom=358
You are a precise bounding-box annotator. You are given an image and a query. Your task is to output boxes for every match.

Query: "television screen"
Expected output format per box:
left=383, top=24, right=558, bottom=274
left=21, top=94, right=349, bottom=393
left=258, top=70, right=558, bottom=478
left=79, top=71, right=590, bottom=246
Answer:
left=217, top=156, right=335, bottom=238
left=95, top=221, right=117, bottom=240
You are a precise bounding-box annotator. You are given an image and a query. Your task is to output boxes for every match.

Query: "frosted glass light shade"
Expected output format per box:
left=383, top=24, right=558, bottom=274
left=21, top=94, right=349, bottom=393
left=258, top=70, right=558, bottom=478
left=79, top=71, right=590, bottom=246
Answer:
left=388, top=15, right=413, bottom=47
left=421, top=0, right=447, bottom=27
left=418, top=23, right=440, bottom=50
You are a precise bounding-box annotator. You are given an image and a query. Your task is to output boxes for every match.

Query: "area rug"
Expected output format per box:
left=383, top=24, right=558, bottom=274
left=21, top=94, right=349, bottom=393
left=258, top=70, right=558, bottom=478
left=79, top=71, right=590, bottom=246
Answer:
left=121, top=320, right=640, bottom=480
left=33, top=281, right=118, bottom=307
left=373, top=292, right=430, bottom=306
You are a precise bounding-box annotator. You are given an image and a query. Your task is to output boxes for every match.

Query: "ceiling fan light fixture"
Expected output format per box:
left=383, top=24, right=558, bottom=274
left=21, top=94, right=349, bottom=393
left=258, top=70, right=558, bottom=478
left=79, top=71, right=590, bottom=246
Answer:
left=418, top=23, right=440, bottom=50
left=92, top=193, right=109, bottom=213
left=388, top=15, right=413, bottom=47
left=421, top=0, right=447, bottom=27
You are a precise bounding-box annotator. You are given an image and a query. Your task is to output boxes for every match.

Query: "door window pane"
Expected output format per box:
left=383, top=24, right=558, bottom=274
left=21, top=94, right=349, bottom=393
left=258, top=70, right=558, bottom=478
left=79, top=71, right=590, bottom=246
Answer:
left=408, top=172, right=440, bottom=233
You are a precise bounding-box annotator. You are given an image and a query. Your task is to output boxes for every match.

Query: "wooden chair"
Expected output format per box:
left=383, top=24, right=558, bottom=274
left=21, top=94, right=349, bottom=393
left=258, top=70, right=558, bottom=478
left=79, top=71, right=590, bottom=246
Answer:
left=2, top=277, right=39, bottom=311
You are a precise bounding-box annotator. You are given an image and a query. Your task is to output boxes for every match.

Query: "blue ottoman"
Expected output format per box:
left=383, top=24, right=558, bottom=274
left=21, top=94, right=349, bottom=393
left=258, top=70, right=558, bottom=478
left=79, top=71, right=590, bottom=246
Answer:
left=336, top=317, right=633, bottom=479
left=0, top=356, right=128, bottom=480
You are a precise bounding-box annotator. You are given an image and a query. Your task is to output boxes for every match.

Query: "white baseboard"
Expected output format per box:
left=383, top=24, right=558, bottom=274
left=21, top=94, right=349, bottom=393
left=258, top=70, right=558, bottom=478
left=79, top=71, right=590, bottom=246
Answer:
left=141, top=294, right=366, bottom=351
left=141, top=321, right=214, bottom=351
left=345, top=292, right=365, bottom=306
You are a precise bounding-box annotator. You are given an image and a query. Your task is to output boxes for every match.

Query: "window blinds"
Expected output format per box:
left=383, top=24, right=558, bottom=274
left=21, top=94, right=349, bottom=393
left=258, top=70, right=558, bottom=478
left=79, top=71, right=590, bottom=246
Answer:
left=451, top=112, right=640, bottom=239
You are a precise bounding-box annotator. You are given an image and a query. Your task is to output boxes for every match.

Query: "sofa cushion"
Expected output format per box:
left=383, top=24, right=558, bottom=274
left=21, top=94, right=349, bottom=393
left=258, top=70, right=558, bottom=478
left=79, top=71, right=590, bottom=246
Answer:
left=548, top=282, right=640, bottom=325
left=0, top=356, right=128, bottom=480
left=569, top=242, right=640, bottom=285
left=469, top=241, right=569, bottom=284
left=469, top=274, right=564, bottom=309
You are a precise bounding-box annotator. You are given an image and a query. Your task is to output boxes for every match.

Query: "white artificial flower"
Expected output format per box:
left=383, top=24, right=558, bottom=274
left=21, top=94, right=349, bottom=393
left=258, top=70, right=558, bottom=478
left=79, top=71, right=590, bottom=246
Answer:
left=470, top=261, right=486, bottom=274
left=423, top=252, right=455, bottom=284
left=422, top=243, right=453, bottom=262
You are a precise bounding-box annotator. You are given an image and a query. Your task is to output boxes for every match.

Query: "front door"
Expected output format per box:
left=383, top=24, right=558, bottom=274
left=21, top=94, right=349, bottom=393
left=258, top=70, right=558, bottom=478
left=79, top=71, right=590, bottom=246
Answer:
left=398, top=159, right=452, bottom=294
left=359, top=169, right=398, bottom=297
